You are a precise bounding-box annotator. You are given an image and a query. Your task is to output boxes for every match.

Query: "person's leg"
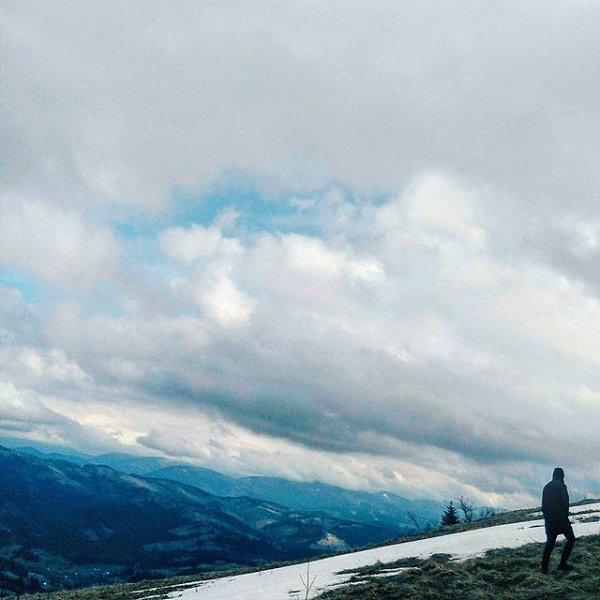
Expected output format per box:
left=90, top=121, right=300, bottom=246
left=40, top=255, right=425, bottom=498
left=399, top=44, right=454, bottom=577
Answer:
left=542, top=529, right=558, bottom=574
left=559, top=523, right=576, bottom=569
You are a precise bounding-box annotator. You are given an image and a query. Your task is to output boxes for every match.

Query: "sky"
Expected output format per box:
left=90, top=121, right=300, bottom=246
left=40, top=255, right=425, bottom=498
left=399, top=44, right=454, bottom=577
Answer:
left=1, top=0, right=600, bottom=509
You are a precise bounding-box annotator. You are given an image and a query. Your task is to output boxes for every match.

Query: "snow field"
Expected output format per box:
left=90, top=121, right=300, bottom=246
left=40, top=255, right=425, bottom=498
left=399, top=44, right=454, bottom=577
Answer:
left=154, top=503, right=600, bottom=600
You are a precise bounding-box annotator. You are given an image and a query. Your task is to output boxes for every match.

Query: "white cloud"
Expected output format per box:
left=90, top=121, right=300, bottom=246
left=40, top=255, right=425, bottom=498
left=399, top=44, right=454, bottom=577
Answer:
left=159, top=223, right=255, bottom=326
left=200, top=276, right=256, bottom=327
left=18, top=347, right=91, bottom=385
left=0, top=380, right=65, bottom=425
left=284, top=234, right=346, bottom=277
left=137, top=428, right=211, bottom=460
left=492, top=276, right=600, bottom=365
left=0, top=199, right=119, bottom=289
left=280, top=233, right=385, bottom=283
left=404, top=173, right=486, bottom=247
left=159, top=224, right=242, bottom=264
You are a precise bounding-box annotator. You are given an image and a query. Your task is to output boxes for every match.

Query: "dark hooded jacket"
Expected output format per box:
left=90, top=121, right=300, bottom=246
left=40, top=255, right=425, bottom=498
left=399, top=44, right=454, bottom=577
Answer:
left=542, top=468, right=570, bottom=525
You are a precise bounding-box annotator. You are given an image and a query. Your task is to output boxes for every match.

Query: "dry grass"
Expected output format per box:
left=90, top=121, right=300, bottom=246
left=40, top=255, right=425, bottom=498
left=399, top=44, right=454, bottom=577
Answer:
left=320, top=534, right=600, bottom=600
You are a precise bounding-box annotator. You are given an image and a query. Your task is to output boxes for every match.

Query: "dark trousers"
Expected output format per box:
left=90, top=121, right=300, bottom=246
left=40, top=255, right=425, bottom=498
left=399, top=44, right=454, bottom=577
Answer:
left=542, top=520, right=575, bottom=572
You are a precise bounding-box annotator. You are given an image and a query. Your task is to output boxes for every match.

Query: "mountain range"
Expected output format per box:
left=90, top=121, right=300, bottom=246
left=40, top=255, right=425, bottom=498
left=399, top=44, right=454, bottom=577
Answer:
left=145, top=466, right=444, bottom=532
left=2, top=437, right=444, bottom=533
left=0, top=443, right=435, bottom=595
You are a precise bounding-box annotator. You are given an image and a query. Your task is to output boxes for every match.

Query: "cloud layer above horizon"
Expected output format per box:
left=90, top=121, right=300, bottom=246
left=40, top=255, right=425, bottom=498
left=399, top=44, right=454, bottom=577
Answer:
left=2, top=1, right=600, bottom=508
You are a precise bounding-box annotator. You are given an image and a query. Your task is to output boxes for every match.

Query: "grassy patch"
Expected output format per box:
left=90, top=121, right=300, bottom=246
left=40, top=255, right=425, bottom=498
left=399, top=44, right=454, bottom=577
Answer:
left=321, top=534, right=600, bottom=600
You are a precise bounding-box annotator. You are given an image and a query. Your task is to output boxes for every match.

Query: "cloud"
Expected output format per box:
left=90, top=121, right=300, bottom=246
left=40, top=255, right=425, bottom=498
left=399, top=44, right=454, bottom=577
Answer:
left=25, top=178, right=596, bottom=488
left=0, top=380, right=65, bottom=426
left=199, top=276, right=256, bottom=327
left=3, top=2, right=600, bottom=507
left=16, top=347, right=92, bottom=386
left=0, top=199, right=119, bottom=289
left=137, top=428, right=210, bottom=460
left=3, top=1, right=600, bottom=216
left=159, top=224, right=243, bottom=264
left=282, top=234, right=385, bottom=282
left=0, top=379, right=111, bottom=452
left=0, top=287, right=44, bottom=345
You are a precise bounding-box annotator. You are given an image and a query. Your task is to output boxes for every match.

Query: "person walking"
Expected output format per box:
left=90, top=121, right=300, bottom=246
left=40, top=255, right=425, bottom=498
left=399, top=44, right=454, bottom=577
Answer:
left=541, top=467, right=576, bottom=574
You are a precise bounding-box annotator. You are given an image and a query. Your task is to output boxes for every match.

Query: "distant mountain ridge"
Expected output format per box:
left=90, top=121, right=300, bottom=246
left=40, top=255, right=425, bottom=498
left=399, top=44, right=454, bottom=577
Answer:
left=3, top=437, right=445, bottom=534
left=0, top=445, right=400, bottom=595
left=146, top=466, right=444, bottom=532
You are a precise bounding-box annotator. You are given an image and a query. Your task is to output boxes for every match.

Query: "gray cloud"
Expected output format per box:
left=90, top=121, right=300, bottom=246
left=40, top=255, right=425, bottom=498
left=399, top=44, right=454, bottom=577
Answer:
left=0, top=288, right=44, bottom=346
left=3, top=1, right=600, bottom=214
left=0, top=200, right=119, bottom=290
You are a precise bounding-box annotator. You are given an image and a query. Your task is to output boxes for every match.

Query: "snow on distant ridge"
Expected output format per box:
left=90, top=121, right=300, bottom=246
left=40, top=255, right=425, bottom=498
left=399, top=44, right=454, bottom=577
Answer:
left=151, top=503, right=600, bottom=600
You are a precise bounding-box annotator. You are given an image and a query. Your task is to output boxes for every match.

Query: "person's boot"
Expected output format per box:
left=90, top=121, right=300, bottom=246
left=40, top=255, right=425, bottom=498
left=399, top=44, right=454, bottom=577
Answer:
left=541, top=551, right=551, bottom=574
left=558, top=563, right=574, bottom=572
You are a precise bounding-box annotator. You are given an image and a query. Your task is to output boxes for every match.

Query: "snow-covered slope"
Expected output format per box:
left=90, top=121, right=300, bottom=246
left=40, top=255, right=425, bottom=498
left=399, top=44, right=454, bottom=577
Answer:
left=149, top=503, right=600, bottom=600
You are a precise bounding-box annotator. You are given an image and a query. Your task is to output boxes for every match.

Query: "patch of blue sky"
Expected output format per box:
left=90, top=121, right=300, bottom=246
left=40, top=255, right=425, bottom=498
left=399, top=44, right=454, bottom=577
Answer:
left=74, top=280, right=134, bottom=319
left=110, top=212, right=177, bottom=280
left=0, top=266, right=132, bottom=320
left=0, top=266, right=45, bottom=303
left=120, top=235, right=167, bottom=269
left=111, top=213, right=166, bottom=242
left=112, top=171, right=392, bottom=250
left=171, top=173, right=334, bottom=238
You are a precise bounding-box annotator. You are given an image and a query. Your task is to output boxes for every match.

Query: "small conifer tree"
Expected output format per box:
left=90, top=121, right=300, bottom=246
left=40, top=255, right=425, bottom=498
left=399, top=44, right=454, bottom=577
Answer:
left=440, top=501, right=460, bottom=528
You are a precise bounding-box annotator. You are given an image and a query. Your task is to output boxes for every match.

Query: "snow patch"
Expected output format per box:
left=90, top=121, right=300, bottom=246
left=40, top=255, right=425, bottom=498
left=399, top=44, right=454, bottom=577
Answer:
left=149, top=503, right=600, bottom=600
left=315, top=533, right=347, bottom=550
